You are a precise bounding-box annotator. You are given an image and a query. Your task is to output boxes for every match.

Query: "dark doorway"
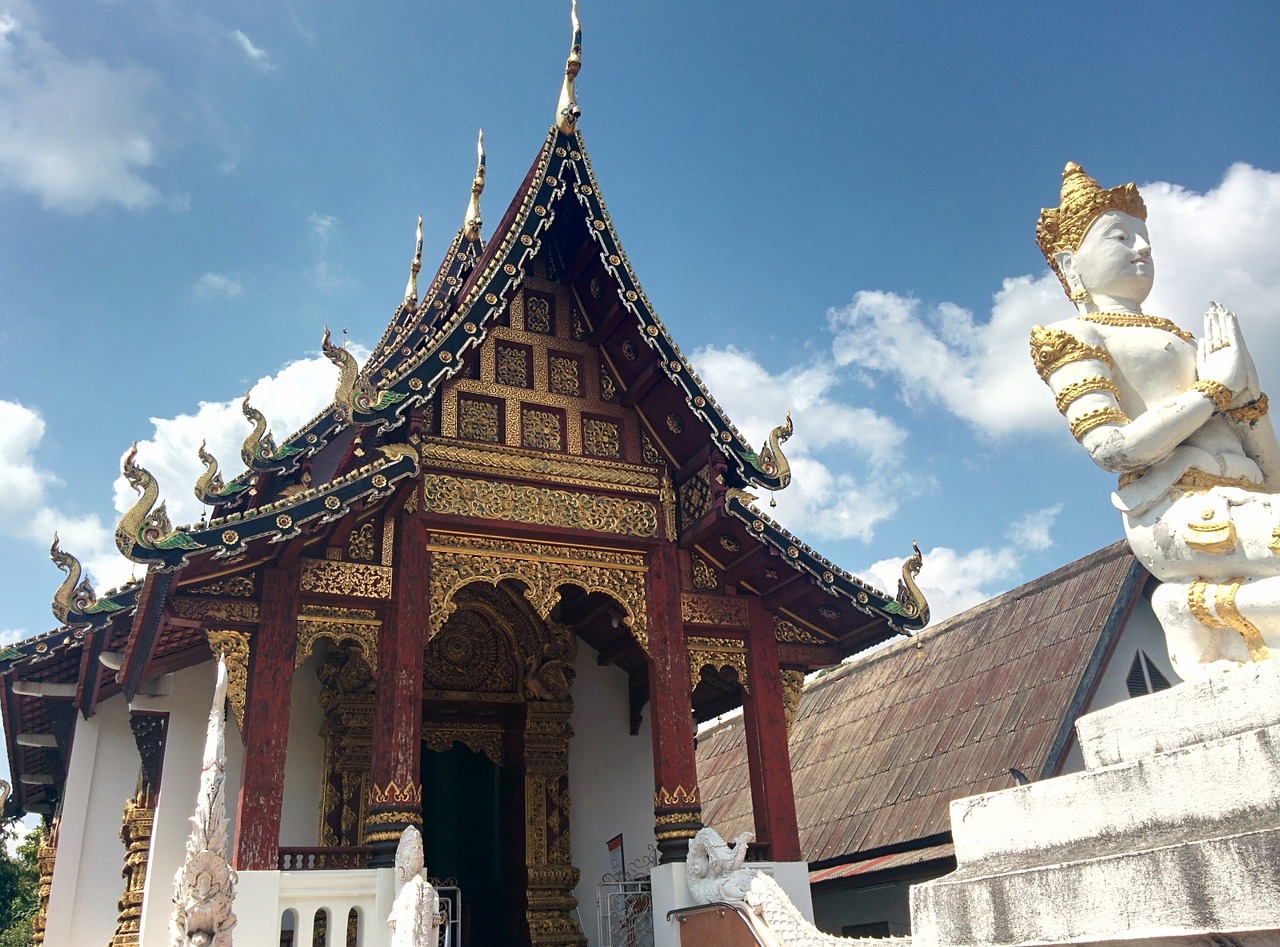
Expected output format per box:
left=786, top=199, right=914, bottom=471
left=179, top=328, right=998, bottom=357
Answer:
left=421, top=743, right=524, bottom=946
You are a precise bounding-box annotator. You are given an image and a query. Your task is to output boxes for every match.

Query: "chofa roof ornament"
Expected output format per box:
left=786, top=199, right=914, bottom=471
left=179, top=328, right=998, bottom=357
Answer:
left=403, top=215, right=424, bottom=305
left=463, top=130, right=486, bottom=243
left=555, top=0, right=582, bottom=134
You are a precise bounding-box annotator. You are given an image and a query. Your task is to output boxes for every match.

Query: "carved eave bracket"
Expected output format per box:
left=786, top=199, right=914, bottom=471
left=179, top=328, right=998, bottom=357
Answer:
left=206, top=630, right=250, bottom=731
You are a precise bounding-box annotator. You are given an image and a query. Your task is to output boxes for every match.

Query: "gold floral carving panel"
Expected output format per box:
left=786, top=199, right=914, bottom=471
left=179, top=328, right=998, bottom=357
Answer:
left=678, top=466, right=713, bottom=533
left=458, top=396, right=502, bottom=443
left=522, top=407, right=563, bottom=452
left=582, top=418, right=621, bottom=460
left=680, top=593, right=749, bottom=628
left=549, top=354, right=581, bottom=397
left=299, top=558, right=393, bottom=599
left=420, top=438, right=659, bottom=494
left=206, top=629, right=251, bottom=730
left=496, top=344, right=531, bottom=388
left=427, top=532, right=648, bottom=651
left=171, top=597, right=260, bottom=624
left=423, top=474, right=658, bottom=538
left=424, top=722, right=506, bottom=766
left=774, top=616, right=825, bottom=644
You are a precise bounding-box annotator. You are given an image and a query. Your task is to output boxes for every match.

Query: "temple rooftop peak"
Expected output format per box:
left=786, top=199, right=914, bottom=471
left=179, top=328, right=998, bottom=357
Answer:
left=463, top=129, right=486, bottom=243
left=403, top=214, right=424, bottom=305
left=555, top=0, right=582, bottom=135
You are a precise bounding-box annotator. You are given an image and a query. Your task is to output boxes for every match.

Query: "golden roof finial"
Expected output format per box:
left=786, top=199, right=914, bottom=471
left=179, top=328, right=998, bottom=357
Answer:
left=463, top=129, right=486, bottom=243
left=403, top=215, right=424, bottom=305
left=555, top=0, right=582, bottom=135
left=1037, top=162, right=1147, bottom=297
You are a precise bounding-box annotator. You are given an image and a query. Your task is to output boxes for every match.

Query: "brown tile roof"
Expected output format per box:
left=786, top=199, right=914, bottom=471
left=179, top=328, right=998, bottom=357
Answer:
left=697, top=541, right=1144, bottom=866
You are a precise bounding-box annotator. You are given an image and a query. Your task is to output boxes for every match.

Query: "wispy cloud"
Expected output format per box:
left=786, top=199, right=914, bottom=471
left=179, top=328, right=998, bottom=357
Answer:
left=231, top=29, right=276, bottom=72
left=0, top=13, right=165, bottom=211
left=309, top=212, right=338, bottom=241
left=194, top=272, right=244, bottom=300
left=1006, top=505, right=1061, bottom=552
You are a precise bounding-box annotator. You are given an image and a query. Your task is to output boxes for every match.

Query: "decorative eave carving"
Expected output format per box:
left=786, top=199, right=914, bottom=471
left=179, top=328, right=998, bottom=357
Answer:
left=240, top=394, right=303, bottom=471
left=49, top=535, right=132, bottom=627
left=194, top=441, right=248, bottom=507
left=110, top=442, right=418, bottom=572
left=723, top=490, right=930, bottom=633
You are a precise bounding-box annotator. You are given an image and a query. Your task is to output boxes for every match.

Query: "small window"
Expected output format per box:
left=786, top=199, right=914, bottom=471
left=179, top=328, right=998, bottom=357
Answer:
left=1126, top=650, right=1172, bottom=697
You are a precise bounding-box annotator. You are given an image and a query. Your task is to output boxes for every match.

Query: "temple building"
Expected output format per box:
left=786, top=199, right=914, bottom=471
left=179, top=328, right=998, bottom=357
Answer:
left=0, top=10, right=928, bottom=947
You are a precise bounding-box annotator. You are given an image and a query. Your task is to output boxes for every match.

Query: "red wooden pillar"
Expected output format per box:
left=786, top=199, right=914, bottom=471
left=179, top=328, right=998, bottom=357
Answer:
left=233, top=557, right=301, bottom=871
left=365, top=508, right=427, bottom=866
left=648, top=543, right=702, bottom=863
left=742, top=595, right=801, bottom=861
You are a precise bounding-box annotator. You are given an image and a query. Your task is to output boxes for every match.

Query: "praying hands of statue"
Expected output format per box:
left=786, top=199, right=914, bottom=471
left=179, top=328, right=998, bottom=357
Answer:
left=1197, top=302, right=1258, bottom=407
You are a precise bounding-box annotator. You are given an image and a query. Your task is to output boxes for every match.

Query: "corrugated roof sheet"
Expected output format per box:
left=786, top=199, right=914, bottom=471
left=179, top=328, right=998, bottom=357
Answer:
left=697, top=542, right=1140, bottom=865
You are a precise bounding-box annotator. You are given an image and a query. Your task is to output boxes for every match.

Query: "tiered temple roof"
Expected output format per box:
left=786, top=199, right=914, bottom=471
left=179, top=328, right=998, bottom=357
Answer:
left=0, top=8, right=928, bottom=819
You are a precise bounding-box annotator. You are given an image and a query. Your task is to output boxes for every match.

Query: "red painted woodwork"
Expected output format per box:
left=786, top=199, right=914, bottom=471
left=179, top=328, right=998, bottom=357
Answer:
left=647, top=541, right=701, bottom=862
left=367, top=508, right=428, bottom=865
left=743, top=595, right=801, bottom=862
left=232, top=558, right=301, bottom=871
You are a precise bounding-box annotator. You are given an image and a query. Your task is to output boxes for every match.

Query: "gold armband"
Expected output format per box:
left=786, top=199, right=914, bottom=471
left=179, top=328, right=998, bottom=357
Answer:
left=1193, top=380, right=1233, bottom=414
left=1223, top=393, right=1269, bottom=423
left=1069, top=406, right=1129, bottom=440
left=1054, top=376, right=1121, bottom=415
left=1030, top=326, right=1113, bottom=382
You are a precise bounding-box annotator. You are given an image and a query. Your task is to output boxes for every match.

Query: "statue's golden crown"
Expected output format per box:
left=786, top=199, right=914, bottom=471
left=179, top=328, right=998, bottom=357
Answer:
left=1037, top=162, right=1147, bottom=295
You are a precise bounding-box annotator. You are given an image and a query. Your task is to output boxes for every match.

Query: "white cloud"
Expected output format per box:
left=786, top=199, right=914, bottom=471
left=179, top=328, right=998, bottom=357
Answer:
left=0, top=400, right=131, bottom=595
left=112, top=348, right=365, bottom=531
left=1006, top=504, right=1061, bottom=552
left=231, top=29, right=275, bottom=73
left=194, top=272, right=244, bottom=299
left=0, top=13, right=165, bottom=211
left=827, top=165, right=1280, bottom=439
left=860, top=542, right=1022, bottom=626
left=690, top=344, right=920, bottom=543
left=0, top=628, right=27, bottom=647
left=309, top=212, right=337, bottom=240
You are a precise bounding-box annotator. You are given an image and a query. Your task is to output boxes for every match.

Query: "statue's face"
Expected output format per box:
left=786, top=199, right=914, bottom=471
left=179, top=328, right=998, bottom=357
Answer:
left=1066, top=211, right=1154, bottom=305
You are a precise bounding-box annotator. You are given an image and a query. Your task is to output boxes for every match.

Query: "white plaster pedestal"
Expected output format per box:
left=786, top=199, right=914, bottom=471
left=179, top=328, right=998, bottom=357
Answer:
left=910, top=660, right=1280, bottom=947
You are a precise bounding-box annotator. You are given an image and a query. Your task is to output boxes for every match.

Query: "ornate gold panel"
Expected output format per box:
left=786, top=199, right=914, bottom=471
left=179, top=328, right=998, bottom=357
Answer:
left=525, top=292, right=554, bottom=335
left=423, top=722, right=506, bottom=765
left=295, top=605, right=380, bottom=670
left=691, top=556, right=718, bottom=590
left=420, top=438, right=659, bottom=494
left=458, top=396, right=502, bottom=443
left=497, top=344, right=532, bottom=388
left=780, top=670, right=806, bottom=735
left=774, top=615, right=825, bottom=644
left=317, top=647, right=375, bottom=847
left=548, top=354, right=581, bottom=397
left=171, top=597, right=259, bottom=624
left=688, top=635, right=749, bottom=694
left=582, top=418, right=620, bottom=459
left=427, top=532, right=648, bottom=651
left=522, top=407, right=564, bottom=452
left=678, top=466, right=713, bottom=533
left=423, top=474, right=658, bottom=538
left=347, top=522, right=375, bottom=562
left=681, top=593, right=749, bottom=628
left=299, top=558, right=393, bottom=599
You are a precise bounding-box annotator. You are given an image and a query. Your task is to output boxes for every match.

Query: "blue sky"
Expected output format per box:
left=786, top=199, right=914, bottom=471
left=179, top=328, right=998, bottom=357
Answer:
left=2, top=0, right=1280, bottom=647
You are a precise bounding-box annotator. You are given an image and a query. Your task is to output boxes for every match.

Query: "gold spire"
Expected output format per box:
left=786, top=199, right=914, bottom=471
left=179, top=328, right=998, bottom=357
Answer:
left=403, top=215, right=423, bottom=304
left=555, top=0, right=582, bottom=135
left=1037, top=162, right=1147, bottom=296
left=463, top=129, right=486, bottom=242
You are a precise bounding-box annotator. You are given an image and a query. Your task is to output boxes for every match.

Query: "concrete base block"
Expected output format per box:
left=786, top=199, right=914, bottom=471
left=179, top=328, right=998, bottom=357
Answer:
left=910, top=664, right=1280, bottom=947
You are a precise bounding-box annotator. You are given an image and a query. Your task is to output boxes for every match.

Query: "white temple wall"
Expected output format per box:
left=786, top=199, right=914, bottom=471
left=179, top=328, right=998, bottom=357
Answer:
left=1061, top=592, right=1177, bottom=773
left=279, top=650, right=325, bottom=847
left=44, top=690, right=138, bottom=947
left=569, top=641, right=656, bottom=947
left=139, top=660, right=245, bottom=947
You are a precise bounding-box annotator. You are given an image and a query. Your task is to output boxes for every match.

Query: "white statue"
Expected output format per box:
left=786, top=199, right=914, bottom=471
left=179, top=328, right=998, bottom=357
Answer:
left=686, top=827, right=756, bottom=904
left=1032, top=163, right=1280, bottom=680
left=171, top=657, right=237, bottom=947
left=388, top=826, right=441, bottom=947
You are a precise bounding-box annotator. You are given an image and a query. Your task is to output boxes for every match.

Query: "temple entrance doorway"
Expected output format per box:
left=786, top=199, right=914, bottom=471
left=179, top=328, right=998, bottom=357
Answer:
left=421, top=580, right=584, bottom=947
left=421, top=734, right=524, bottom=946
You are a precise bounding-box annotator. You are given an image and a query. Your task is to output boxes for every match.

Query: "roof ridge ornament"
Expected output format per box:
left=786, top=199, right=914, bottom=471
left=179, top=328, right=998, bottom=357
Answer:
left=404, top=216, right=424, bottom=305
left=194, top=440, right=248, bottom=506
left=463, top=130, right=486, bottom=242
left=555, top=0, right=582, bottom=135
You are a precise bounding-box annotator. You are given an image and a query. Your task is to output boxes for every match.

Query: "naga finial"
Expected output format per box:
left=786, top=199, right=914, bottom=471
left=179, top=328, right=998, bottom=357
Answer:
left=893, top=540, right=930, bottom=626
left=116, top=443, right=199, bottom=561
left=757, top=411, right=794, bottom=490
left=555, top=0, right=582, bottom=135
left=404, top=216, right=424, bottom=305
left=194, top=440, right=246, bottom=505
left=50, top=533, right=94, bottom=624
left=239, top=393, right=300, bottom=467
left=322, top=327, right=407, bottom=422
left=463, top=130, right=486, bottom=243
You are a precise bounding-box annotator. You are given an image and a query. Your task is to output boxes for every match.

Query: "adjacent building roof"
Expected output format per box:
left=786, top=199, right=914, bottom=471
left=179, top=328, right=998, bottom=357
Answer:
left=697, top=541, right=1146, bottom=869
